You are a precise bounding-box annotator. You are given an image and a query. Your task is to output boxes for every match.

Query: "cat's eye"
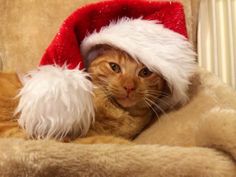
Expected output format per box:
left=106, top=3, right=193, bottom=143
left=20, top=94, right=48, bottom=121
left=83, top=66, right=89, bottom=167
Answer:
left=139, top=67, right=153, bottom=78
left=109, top=62, right=121, bottom=73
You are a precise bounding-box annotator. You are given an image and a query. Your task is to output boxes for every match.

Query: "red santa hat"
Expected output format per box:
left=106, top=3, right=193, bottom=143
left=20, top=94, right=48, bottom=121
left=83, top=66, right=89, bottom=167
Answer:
left=16, top=0, right=196, bottom=139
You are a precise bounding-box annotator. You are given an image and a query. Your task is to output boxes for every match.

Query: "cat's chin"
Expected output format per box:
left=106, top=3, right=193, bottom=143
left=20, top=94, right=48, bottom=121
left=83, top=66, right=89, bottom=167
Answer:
left=115, top=98, right=138, bottom=108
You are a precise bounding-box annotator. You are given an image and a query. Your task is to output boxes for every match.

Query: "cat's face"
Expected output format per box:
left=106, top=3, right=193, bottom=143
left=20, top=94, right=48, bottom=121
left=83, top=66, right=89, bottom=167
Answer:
left=87, top=48, right=166, bottom=109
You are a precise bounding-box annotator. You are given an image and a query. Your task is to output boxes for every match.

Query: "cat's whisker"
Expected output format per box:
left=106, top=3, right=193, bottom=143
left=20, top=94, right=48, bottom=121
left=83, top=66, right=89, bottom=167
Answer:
left=155, top=97, right=171, bottom=107
left=146, top=90, right=170, bottom=97
left=144, top=98, right=159, bottom=118
left=146, top=89, right=169, bottom=94
left=146, top=92, right=170, bottom=101
left=150, top=100, right=167, bottom=116
left=145, top=93, right=170, bottom=107
left=145, top=97, right=166, bottom=116
left=144, top=100, right=161, bottom=118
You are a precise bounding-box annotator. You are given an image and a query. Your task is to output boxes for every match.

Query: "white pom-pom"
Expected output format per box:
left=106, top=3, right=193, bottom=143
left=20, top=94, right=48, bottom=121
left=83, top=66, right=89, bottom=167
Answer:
left=16, top=65, right=94, bottom=139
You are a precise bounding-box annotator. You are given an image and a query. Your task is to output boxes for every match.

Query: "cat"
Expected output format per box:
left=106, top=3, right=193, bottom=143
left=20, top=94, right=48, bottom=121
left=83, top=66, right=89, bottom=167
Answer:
left=84, top=45, right=168, bottom=140
left=0, top=46, right=169, bottom=143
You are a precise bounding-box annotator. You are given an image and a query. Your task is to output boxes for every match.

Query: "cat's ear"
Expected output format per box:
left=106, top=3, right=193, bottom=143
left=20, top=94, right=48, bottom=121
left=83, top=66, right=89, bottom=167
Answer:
left=85, top=44, right=112, bottom=67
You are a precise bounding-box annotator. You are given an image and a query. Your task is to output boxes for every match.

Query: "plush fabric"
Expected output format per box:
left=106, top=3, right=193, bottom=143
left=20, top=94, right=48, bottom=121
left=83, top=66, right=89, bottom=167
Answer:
left=0, top=138, right=236, bottom=177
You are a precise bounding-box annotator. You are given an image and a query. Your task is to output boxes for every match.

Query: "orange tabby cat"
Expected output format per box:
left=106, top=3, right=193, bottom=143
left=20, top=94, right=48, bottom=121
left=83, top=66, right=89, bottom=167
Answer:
left=85, top=46, right=167, bottom=140
left=0, top=46, right=167, bottom=143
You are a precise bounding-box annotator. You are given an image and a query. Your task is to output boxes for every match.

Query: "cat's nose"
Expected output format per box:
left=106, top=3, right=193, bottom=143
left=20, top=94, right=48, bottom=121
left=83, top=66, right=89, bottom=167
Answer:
left=124, top=85, right=136, bottom=94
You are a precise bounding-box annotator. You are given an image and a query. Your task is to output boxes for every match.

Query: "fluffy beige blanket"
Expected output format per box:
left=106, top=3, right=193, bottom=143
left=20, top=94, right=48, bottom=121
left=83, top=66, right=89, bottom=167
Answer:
left=1, top=69, right=236, bottom=177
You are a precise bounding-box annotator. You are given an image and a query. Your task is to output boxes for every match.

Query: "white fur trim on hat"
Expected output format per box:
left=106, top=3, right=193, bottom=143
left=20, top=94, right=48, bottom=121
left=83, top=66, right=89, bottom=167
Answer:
left=16, top=65, right=94, bottom=139
left=81, top=18, right=197, bottom=106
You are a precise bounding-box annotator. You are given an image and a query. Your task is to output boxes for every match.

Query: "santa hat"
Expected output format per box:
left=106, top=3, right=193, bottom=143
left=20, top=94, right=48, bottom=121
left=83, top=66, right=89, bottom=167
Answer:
left=16, top=0, right=196, bottom=139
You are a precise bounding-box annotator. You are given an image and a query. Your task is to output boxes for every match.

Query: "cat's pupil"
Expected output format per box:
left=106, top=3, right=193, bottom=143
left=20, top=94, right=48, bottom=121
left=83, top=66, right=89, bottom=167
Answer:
left=109, top=62, right=121, bottom=73
left=143, top=69, right=148, bottom=75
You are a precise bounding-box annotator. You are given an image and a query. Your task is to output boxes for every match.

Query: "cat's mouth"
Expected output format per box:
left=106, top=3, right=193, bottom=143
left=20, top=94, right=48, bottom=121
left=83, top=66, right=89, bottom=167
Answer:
left=114, top=96, right=138, bottom=108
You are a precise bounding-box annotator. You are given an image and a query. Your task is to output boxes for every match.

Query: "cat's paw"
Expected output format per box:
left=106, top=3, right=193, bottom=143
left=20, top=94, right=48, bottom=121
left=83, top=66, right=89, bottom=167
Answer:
left=196, top=107, right=236, bottom=159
